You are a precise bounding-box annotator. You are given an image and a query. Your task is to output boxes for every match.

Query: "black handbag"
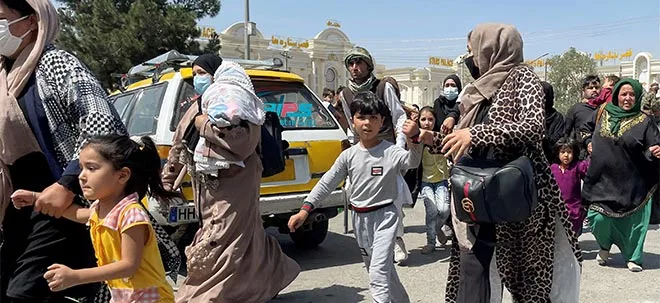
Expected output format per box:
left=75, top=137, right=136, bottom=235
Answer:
left=449, top=155, right=538, bottom=224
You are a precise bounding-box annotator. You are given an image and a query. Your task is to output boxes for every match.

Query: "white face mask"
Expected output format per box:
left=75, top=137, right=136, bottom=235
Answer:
left=0, top=15, right=32, bottom=58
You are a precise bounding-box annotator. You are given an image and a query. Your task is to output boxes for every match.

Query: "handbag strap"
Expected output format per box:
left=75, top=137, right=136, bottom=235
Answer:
left=462, top=182, right=478, bottom=222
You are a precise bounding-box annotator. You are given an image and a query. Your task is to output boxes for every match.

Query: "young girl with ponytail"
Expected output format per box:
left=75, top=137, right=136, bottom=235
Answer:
left=12, top=135, right=177, bottom=302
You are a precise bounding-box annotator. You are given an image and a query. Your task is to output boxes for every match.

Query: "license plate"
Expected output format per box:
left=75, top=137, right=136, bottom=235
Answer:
left=168, top=206, right=197, bottom=223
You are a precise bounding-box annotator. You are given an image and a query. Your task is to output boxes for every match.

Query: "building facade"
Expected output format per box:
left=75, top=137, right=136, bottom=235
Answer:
left=595, top=52, right=660, bottom=89
left=205, top=23, right=659, bottom=104
left=208, top=22, right=354, bottom=96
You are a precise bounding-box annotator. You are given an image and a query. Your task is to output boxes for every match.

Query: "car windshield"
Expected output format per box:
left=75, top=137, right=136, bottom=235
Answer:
left=253, top=80, right=337, bottom=130
left=108, top=82, right=168, bottom=136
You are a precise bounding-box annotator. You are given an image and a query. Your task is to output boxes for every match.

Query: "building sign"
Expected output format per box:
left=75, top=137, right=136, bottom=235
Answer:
left=525, top=59, right=548, bottom=67
left=326, top=20, right=341, bottom=28
left=429, top=57, right=454, bottom=67
left=593, top=49, right=633, bottom=62
left=270, top=35, right=310, bottom=49
left=199, top=26, right=217, bottom=39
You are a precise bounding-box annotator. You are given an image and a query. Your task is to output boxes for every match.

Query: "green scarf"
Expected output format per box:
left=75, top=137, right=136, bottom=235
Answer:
left=605, top=78, right=644, bottom=135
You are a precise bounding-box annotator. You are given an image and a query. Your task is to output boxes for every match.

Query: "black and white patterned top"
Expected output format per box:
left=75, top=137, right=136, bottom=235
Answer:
left=35, top=45, right=127, bottom=174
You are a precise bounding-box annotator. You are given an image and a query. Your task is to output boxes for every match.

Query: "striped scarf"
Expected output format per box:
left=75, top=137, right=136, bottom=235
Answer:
left=348, top=74, right=377, bottom=93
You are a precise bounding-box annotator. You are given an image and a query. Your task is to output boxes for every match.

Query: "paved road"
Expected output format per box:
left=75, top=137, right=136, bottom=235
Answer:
left=265, top=204, right=660, bottom=303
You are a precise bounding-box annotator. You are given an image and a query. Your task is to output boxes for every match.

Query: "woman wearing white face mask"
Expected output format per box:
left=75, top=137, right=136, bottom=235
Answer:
left=0, top=1, right=127, bottom=302
left=433, top=74, right=462, bottom=134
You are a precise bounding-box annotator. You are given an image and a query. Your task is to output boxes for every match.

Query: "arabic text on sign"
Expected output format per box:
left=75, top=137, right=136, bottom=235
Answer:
left=326, top=20, right=341, bottom=28
left=270, top=36, right=309, bottom=49
left=593, top=49, right=633, bottom=61
left=525, top=59, right=548, bottom=67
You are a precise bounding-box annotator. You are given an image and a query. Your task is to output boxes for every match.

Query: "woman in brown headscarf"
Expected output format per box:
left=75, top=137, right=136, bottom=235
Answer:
left=404, top=24, right=581, bottom=303
left=0, top=0, right=126, bottom=302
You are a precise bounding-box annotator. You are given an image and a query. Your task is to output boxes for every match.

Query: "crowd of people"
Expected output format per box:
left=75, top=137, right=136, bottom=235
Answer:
left=0, top=1, right=659, bottom=303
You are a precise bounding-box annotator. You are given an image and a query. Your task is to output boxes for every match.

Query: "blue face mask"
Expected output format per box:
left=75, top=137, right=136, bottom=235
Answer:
left=444, top=87, right=459, bottom=100
left=194, top=75, right=212, bottom=95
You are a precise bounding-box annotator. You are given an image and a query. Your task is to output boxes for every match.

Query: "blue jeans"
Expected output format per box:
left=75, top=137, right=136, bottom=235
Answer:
left=421, top=180, right=450, bottom=245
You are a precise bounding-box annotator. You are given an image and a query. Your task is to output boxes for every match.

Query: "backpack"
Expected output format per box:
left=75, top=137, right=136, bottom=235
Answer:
left=259, top=111, right=288, bottom=177
left=375, top=76, right=401, bottom=101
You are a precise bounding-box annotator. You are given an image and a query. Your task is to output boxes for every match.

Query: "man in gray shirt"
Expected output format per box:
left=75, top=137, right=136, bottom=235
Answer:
left=289, top=92, right=421, bottom=303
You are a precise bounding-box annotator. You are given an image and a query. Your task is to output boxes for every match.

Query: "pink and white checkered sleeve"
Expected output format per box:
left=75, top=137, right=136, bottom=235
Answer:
left=120, top=207, right=151, bottom=233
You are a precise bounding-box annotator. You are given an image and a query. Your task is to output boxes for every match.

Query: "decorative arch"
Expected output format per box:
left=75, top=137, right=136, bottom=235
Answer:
left=221, top=22, right=265, bottom=40
left=633, top=52, right=652, bottom=85
left=314, top=28, right=351, bottom=43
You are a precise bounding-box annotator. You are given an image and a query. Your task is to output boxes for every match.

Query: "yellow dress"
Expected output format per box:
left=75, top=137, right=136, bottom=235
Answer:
left=88, top=193, right=174, bottom=303
left=421, top=147, right=449, bottom=183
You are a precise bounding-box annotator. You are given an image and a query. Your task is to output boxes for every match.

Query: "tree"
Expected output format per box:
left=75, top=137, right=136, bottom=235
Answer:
left=56, top=0, right=221, bottom=88
left=546, top=47, right=598, bottom=114
left=204, top=32, right=222, bottom=55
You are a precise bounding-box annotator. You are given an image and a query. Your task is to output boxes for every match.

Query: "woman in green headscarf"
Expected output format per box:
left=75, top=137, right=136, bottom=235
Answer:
left=582, top=78, right=660, bottom=272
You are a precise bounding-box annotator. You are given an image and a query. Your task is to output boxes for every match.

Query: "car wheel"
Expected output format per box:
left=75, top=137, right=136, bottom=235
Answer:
left=289, top=219, right=329, bottom=249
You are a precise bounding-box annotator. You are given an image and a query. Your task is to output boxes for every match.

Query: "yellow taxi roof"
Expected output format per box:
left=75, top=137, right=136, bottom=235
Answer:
left=119, top=67, right=304, bottom=93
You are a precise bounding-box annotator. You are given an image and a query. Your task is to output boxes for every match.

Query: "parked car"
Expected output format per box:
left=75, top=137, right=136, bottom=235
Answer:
left=109, top=51, right=348, bottom=251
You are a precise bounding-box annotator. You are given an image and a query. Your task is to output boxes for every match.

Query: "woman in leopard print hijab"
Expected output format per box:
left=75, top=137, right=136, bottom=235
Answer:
left=405, top=23, right=582, bottom=303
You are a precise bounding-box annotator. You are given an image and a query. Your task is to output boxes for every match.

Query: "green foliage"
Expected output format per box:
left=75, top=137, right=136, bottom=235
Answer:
left=203, top=32, right=222, bottom=55
left=546, top=47, right=598, bottom=114
left=56, top=0, right=221, bottom=89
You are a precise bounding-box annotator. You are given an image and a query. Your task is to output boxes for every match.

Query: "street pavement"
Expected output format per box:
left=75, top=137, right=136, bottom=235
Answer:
left=265, top=203, right=660, bottom=303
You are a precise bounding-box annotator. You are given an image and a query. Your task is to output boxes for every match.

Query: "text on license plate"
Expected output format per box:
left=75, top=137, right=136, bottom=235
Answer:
left=168, top=206, right=197, bottom=223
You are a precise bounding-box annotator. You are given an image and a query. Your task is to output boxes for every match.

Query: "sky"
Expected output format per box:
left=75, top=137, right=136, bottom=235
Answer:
left=200, top=0, right=660, bottom=69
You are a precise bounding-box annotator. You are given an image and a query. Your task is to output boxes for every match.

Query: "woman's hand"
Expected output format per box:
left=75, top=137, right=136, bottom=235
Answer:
left=649, top=145, right=660, bottom=158
left=441, top=117, right=456, bottom=134
left=418, top=129, right=434, bottom=145
left=442, top=128, right=472, bottom=161
left=587, top=142, right=593, bottom=155
left=288, top=211, right=309, bottom=232
left=44, top=264, right=80, bottom=292
left=34, top=183, right=74, bottom=218
left=10, top=190, right=39, bottom=209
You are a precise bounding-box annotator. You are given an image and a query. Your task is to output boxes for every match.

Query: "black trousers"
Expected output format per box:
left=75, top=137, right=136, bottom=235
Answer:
left=457, top=224, right=498, bottom=303
left=1, top=153, right=98, bottom=302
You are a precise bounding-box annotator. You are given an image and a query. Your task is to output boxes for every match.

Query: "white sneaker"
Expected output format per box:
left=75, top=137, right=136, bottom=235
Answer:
left=436, top=226, right=448, bottom=246
left=421, top=244, right=435, bottom=254
left=596, top=250, right=609, bottom=266
left=394, top=237, right=408, bottom=264
left=627, top=262, right=643, bottom=272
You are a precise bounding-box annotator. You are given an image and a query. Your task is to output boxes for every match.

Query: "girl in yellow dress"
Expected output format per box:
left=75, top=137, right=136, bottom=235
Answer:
left=12, top=135, right=178, bottom=303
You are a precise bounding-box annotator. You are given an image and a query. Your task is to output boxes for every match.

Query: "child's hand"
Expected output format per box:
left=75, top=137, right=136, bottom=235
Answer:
left=44, top=264, right=79, bottom=292
left=10, top=190, right=38, bottom=209
left=441, top=117, right=456, bottom=134
left=403, top=119, right=420, bottom=138
left=288, top=211, right=309, bottom=232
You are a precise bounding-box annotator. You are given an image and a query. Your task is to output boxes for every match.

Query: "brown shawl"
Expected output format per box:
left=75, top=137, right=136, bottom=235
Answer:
left=452, top=23, right=524, bottom=250
left=456, top=23, right=524, bottom=130
left=0, top=0, right=60, bottom=224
